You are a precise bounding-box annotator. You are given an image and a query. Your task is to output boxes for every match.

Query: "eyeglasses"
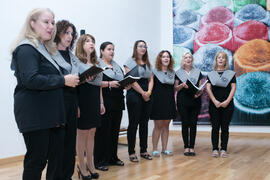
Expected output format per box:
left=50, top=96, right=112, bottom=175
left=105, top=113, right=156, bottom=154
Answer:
left=137, top=45, right=147, bottom=49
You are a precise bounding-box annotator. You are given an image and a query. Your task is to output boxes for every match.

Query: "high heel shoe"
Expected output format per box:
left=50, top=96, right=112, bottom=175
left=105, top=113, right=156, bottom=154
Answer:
left=77, top=165, right=92, bottom=180
left=86, top=164, right=99, bottom=179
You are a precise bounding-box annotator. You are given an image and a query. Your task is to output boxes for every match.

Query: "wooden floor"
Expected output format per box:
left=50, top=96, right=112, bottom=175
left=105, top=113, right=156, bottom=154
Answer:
left=1, top=131, right=270, bottom=180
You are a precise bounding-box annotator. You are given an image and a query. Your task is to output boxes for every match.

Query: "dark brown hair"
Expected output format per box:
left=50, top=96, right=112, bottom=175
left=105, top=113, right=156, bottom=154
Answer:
left=54, top=20, right=77, bottom=50
left=132, top=40, right=150, bottom=68
left=75, top=34, right=98, bottom=64
left=155, top=50, right=174, bottom=71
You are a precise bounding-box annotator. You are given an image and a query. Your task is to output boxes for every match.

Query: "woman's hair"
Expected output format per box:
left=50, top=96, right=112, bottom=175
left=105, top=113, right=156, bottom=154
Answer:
left=54, top=20, right=78, bottom=51
left=180, top=52, right=194, bottom=69
left=100, top=41, right=114, bottom=58
left=132, top=40, right=151, bottom=68
left=213, top=51, right=229, bottom=70
left=155, top=50, right=174, bottom=71
left=10, top=8, right=57, bottom=55
left=75, top=34, right=98, bottom=64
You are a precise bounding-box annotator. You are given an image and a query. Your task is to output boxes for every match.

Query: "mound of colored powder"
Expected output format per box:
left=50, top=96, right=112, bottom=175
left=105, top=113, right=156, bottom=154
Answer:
left=201, top=6, right=234, bottom=29
left=233, top=0, right=266, bottom=13
left=174, top=25, right=196, bottom=50
left=234, top=39, right=270, bottom=77
left=235, top=71, right=270, bottom=110
left=235, top=4, right=270, bottom=26
left=193, top=44, right=233, bottom=75
left=194, top=22, right=233, bottom=52
left=174, top=9, right=201, bottom=31
left=233, top=20, right=269, bottom=51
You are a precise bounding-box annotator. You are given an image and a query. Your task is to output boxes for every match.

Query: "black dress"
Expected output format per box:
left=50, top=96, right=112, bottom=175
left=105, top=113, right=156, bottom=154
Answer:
left=150, top=76, right=176, bottom=120
left=77, top=83, right=101, bottom=129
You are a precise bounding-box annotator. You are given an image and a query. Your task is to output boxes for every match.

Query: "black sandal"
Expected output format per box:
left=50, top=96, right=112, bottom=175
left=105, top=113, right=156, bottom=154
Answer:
left=129, top=155, right=139, bottom=162
left=140, top=153, right=152, bottom=160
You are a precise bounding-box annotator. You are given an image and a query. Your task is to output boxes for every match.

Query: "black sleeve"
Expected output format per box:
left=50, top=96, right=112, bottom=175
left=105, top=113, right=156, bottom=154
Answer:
left=199, top=72, right=203, bottom=81
left=230, top=75, right=236, bottom=83
left=14, top=45, right=65, bottom=90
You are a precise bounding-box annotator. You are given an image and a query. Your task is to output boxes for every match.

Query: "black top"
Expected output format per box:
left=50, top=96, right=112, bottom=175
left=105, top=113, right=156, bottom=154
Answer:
left=207, top=72, right=236, bottom=102
left=59, top=49, right=71, bottom=64
left=102, top=74, right=125, bottom=111
left=12, top=45, right=65, bottom=133
left=176, top=73, right=203, bottom=107
left=58, top=50, right=77, bottom=97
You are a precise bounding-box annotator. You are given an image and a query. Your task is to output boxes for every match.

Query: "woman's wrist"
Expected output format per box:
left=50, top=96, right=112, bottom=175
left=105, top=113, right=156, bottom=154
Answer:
left=146, top=90, right=152, bottom=96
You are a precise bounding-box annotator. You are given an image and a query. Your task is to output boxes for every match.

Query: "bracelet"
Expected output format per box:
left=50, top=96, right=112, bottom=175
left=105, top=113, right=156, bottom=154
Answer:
left=146, top=90, right=152, bottom=96
left=100, top=102, right=104, bottom=104
left=108, top=81, right=111, bottom=90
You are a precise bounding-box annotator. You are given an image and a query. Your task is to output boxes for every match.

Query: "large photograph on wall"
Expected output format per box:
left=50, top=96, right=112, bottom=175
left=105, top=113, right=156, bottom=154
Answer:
left=173, top=0, right=270, bottom=125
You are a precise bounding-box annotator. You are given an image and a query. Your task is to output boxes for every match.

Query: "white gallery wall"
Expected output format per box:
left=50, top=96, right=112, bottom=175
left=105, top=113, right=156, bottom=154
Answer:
left=0, top=0, right=161, bottom=159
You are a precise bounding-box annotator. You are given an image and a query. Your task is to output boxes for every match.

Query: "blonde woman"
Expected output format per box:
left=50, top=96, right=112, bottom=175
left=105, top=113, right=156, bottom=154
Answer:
left=175, top=52, right=203, bottom=156
left=10, top=8, right=78, bottom=180
left=206, top=51, right=236, bottom=158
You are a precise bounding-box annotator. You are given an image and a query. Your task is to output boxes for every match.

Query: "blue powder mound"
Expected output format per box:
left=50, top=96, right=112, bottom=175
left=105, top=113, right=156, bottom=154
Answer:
left=235, top=71, right=270, bottom=110
left=235, top=4, right=266, bottom=22
left=173, top=25, right=195, bottom=44
left=174, top=10, right=198, bottom=26
left=193, top=44, right=233, bottom=75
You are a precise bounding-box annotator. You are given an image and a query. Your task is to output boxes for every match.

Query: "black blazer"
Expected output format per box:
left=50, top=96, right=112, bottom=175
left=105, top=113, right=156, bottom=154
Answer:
left=12, top=44, right=65, bottom=133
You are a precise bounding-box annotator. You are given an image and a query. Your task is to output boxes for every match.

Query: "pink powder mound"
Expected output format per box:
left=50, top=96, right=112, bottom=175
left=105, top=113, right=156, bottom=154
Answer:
left=201, top=6, right=234, bottom=29
left=233, top=20, right=269, bottom=51
left=194, top=22, right=233, bottom=52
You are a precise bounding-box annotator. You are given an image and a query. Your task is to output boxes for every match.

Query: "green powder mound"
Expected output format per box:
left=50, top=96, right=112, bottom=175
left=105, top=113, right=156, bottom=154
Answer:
left=233, top=0, right=266, bottom=13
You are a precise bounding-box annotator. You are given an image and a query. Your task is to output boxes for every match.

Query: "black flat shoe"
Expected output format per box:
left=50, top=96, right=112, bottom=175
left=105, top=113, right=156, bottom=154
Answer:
left=140, top=153, right=152, bottom=160
left=189, top=152, right=196, bottom=156
left=95, top=165, right=109, bottom=171
left=110, top=159, right=124, bottom=166
left=184, top=152, right=190, bottom=156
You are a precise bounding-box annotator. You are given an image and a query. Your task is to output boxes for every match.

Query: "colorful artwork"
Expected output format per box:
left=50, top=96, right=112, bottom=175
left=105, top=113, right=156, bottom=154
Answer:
left=173, top=0, right=270, bottom=125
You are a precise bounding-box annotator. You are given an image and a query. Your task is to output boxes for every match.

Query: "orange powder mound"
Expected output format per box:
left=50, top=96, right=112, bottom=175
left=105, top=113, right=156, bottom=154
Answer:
left=233, top=39, right=270, bottom=77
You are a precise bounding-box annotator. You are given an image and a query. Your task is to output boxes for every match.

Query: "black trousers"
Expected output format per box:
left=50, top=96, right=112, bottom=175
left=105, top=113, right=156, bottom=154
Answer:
left=94, top=110, right=122, bottom=166
left=209, top=102, right=234, bottom=151
left=22, top=127, right=65, bottom=180
left=178, top=106, right=200, bottom=149
left=62, top=96, right=77, bottom=180
left=126, top=92, right=152, bottom=155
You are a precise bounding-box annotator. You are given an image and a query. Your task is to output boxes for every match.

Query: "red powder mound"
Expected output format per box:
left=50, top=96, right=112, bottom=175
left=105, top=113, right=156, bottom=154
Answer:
left=233, top=20, right=269, bottom=51
left=194, top=22, right=233, bottom=52
left=201, top=6, right=234, bottom=29
left=234, top=39, right=270, bottom=77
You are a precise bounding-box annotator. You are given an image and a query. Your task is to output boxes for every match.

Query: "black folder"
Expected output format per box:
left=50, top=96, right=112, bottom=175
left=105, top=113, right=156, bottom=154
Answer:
left=118, top=75, right=140, bottom=87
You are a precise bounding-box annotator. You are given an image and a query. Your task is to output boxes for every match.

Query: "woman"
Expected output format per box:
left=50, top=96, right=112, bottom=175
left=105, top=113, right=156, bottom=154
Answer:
left=124, top=40, right=153, bottom=162
left=94, top=42, right=125, bottom=170
left=53, top=20, right=79, bottom=179
left=175, top=52, right=203, bottom=156
left=10, top=8, right=79, bottom=180
left=76, top=34, right=105, bottom=179
left=206, top=51, right=236, bottom=158
left=150, top=50, right=176, bottom=157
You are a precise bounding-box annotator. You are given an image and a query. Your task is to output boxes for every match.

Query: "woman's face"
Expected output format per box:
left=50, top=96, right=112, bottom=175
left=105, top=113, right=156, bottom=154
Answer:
left=216, top=54, right=226, bottom=68
left=83, top=36, right=95, bottom=55
left=161, top=52, right=170, bottom=67
left=136, top=42, right=147, bottom=56
left=101, top=44, right=114, bottom=61
left=31, top=11, right=55, bottom=42
left=59, top=26, right=73, bottom=49
left=183, top=53, right=193, bottom=67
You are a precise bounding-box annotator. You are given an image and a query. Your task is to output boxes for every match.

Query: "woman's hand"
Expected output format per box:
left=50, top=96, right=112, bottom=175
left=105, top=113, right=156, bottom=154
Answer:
left=182, top=82, right=189, bottom=89
left=109, top=81, right=120, bottom=88
left=142, top=91, right=150, bottom=102
left=100, top=103, right=105, bottom=115
left=213, top=99, right=221, bottom=108
left=125, top=84, right=132, bottom=90
left=64, top=74, right=79, bottom=87
left=220, top=100, right=230, bottom=108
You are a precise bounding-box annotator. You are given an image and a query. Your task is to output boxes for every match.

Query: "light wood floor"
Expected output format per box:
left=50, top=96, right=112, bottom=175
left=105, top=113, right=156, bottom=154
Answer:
left=1, top=131, right=270, bottom=180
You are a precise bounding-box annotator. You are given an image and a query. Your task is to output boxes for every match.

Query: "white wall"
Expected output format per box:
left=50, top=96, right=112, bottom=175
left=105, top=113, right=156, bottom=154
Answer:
left=0, top=0, right=160, bottom=159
